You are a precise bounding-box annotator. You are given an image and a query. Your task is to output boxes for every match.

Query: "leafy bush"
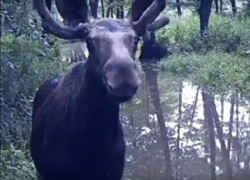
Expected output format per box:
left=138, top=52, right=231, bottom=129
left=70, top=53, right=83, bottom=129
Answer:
left=1, top=2, right=71, bottom=180
left=157, top=14, right=250, bottom=103
left=0, top=145, right=35, bottom=180
left=159, top=15, right=250, bottom=54
left=1, top=32, right=69, bottom=148
left=158, top=51, right=250, bottom=102
left=1, top=1, right=250, bottom=180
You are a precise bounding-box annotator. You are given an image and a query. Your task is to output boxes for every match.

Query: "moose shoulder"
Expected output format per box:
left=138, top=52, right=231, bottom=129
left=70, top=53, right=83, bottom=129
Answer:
left=30, top=0, right=169, bottom=180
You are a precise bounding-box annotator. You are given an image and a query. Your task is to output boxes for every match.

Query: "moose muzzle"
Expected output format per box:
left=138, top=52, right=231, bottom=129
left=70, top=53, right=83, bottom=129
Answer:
left=103, top=57, right=141, bottom=103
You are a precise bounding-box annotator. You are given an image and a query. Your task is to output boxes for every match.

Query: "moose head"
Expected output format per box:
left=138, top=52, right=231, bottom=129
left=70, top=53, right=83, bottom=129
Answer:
left=34, top=0, right=169, bottom=103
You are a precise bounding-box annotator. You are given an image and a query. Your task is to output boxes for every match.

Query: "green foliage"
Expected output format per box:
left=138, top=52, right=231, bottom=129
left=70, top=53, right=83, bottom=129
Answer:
left=1, top=33, right=68, bottom=149
left=1, top=1, right=250, bottom=180
left=1, top=1, right=71, bottom=179
left=158, top=14, right=250, bottom=103
left=241, top=0, right=250, bottom=17
left=159, top=15, right=250, bottom=54
left=1, top=145, right=35, bottom=180
left=159, top=51, right=250, bottom=100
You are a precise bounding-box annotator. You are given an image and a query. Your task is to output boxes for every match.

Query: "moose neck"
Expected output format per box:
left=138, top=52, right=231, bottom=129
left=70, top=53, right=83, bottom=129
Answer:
left=82, top=58, right=120, bottom=125
left=53, top=61, right=120, bottom=130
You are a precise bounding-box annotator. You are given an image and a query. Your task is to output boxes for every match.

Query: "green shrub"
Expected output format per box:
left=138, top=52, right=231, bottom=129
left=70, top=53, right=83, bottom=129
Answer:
left=1, top=33, right=69, bottom=148
left=159, top=15, right=250, bottom=54
left=0, top=145, right=35, bottom=180
left=159, top=51, right=250, bottom=101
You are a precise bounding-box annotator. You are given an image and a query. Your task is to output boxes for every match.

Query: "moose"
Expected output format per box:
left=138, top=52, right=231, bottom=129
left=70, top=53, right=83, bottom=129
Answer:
left=30, top=0, right=169, bottom=180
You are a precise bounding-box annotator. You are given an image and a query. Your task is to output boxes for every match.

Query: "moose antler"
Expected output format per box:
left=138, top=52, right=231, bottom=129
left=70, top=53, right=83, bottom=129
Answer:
left=133, top=0, right=166, bottom=28
left=147, top=14, right=170, bottom=31
left=127, top=0, right=168, bottom=36
left=34, top=0, right=90, bottom=39
left=34, top=0, right=168, bottom=40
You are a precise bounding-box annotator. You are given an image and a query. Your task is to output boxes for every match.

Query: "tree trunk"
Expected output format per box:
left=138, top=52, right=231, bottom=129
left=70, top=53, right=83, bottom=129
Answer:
left=198, top=3, right=232, bottom=178
left=116, top=0, right=124, bottom=18
left=245, top=112, right=250, bottom=170
left=227, top=92, right=236, bottom=159
left=106, top=0, right=114, bottom=18
left=184, top=86, right=200, bottom=155
left=139, top=32, right=173, bottom=180
left=214, top=0, right=219, bottom=14
left=176, top=0, right=182, bottom=16
left=235, top=94, right=240, bottom=170
left=220, top=95, right=224, bottom=124
left=89, top=0, right=99, bottom=18
left=199, top=0, right=213, bottom=36
left=176, top=80, right=182, bottom=180
left=202, top=90, right=217, bottom=180
left=101, top=0, right=105, bottom=17
left=219, top=0, right=223, bottom=13
left=230, top=0, right=237, bottom=15
left=143, top=66, right=173, bottom=180
left=209, top=95, right=233, bottom=180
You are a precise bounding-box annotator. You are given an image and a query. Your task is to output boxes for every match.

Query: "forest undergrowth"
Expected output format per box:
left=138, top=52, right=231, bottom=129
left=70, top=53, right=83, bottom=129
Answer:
left=1, top=2, right=250, bottom=179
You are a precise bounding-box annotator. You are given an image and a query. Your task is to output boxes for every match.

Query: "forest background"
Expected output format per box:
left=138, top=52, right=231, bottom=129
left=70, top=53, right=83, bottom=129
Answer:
left=1, top=0, right=250, bottom=180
